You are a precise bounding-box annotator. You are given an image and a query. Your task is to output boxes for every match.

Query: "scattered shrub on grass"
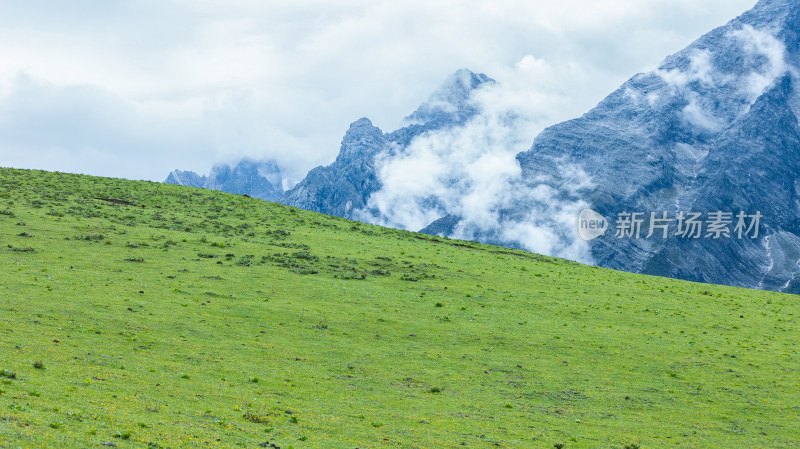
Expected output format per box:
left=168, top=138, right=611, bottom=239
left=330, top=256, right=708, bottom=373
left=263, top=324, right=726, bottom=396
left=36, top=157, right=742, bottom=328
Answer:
left=0, top=369, right=16, bottom=379
left=28, top=390, right=41, bottom=397
left=114, top=430, right=132, bottom=440
left=8, top=246, right=35, bottom=253
left=76, top=233, right=105, bottom=241
left=180, top=373, right=190, bottom=379
left=435, top=302, right=444, bottom=308
left=237, top=255, right=255, bottom=266
left=429, top=387, right=443, bottom=394
left=623, top=444, right=640, bottom=449
left=268, top=229, right=291, bottom=238
left=289, top=416, right=298, bottom=423
left=32, top=360, right=44, bottom=370
left=124, top=257, right=145, bottom=263
left=243, top=411, right=269, bottom=424
left=337, top=270, right=366, bottom=280
left=292, top=251, right=318, bottom=261
left=49, top=422, right=62, bottom=429
left=554, top=444, right=565, bottom=449
left=249, top=376, right=259, bottom=383
left=270, top=241, right=310, bottom=250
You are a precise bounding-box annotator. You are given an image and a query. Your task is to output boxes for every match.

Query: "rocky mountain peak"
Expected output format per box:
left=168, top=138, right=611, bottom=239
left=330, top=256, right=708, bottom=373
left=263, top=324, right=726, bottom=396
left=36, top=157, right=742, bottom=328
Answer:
left=405, top=69, right=495, bottom=127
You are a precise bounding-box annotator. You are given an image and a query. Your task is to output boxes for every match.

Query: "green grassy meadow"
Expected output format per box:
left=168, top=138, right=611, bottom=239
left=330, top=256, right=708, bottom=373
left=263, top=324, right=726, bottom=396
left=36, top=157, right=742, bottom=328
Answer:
left=0, top=167, right=798, bottom=448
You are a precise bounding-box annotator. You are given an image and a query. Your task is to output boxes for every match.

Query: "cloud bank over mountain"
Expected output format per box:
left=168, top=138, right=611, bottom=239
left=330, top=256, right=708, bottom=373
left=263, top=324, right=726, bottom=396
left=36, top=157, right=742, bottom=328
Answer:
left=0, top=0, right=755, bottom=181
left=357, top=73, right=594, bottom=262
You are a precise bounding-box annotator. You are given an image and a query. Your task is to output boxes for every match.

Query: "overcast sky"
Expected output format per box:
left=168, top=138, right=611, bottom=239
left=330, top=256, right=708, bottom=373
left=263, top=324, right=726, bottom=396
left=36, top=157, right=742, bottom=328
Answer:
left=0, top=0, right=757, bottom=182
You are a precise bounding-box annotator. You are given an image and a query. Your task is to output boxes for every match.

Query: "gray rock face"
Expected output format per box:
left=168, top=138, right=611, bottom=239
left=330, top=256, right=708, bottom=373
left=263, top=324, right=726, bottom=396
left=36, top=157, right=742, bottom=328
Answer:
left=280, top=69, right=495, bottom=219
left=280, top=118, right=387, bottom=218
left=419, top=214, right=461, bottom=236
left=165, top=159, right=285, bottom=202
left=507, top=0, right=800, bottom=292
left=164, top=170, right=205, bottom=188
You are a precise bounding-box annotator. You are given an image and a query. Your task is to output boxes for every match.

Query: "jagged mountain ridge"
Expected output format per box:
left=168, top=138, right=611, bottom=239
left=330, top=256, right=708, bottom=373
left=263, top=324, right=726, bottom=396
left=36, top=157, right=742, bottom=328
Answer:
left=280, top=69, right=495, bottom=219
left=504, top=0, right=800, bottom=292
left=165, top=159, right=285, bottom=202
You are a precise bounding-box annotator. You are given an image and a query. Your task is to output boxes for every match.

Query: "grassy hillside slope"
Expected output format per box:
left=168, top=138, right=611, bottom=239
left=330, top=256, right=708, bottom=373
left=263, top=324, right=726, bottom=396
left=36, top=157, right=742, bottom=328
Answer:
left=0, top=167, right=798, bottom=449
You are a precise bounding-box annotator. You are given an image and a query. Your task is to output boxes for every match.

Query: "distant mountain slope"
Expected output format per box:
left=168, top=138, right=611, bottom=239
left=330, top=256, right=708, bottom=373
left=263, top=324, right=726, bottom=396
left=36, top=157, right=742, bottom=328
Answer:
left=280, top=69, right=495, bottom=219
left=503, top=0, right=800, bottom=293
left=165, top=159, right=285, bottom=201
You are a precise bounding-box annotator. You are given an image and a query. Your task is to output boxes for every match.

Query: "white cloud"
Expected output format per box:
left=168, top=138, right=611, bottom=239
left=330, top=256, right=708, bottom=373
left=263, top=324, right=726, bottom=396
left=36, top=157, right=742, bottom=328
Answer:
left=651, top=24, right=790, bottom=130
left=730, top=24, right=789, bottom=98
left=682, top=92, right=724, bottom=130
left=0, top=0, right=756, bottom=181
left=357, top=73, right=594, bottom=262
left=656, top=49, right=716, bottom=89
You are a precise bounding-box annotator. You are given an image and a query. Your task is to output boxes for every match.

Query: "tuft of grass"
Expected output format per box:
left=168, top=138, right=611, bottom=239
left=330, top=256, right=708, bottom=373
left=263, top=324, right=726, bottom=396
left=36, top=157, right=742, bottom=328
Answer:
left=114, top=430, right=132, bottom=440
left=243, top=411, right=269, bottom=424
